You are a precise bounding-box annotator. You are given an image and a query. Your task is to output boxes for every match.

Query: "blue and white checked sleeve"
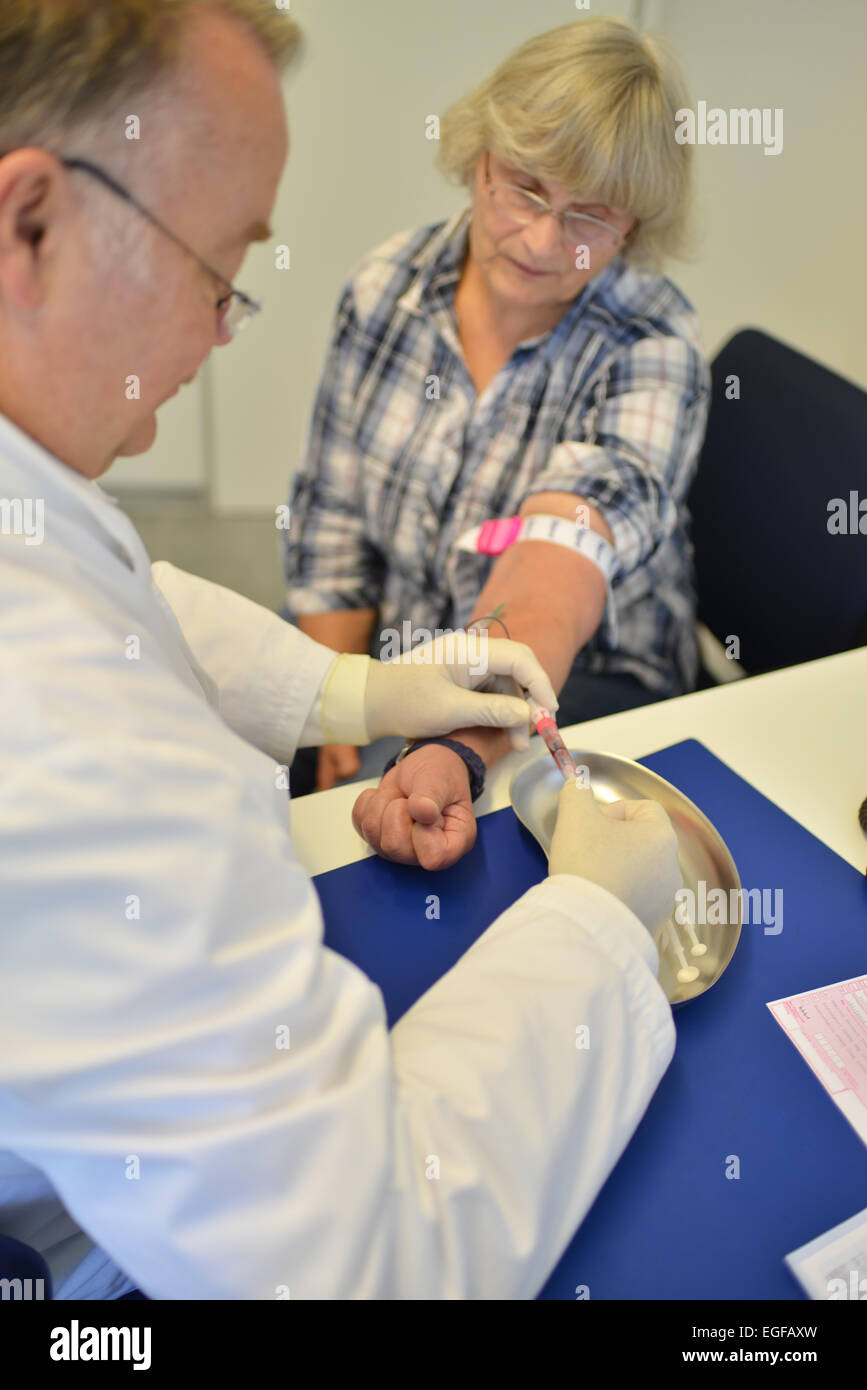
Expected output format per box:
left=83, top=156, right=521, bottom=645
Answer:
left=283, top=285, right=385, bottom=617
left=522, top=334, right=711, bottom=578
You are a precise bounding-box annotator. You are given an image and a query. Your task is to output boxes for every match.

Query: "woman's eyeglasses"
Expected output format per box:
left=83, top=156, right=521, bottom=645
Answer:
left=484, top=152, right=625, bottom=251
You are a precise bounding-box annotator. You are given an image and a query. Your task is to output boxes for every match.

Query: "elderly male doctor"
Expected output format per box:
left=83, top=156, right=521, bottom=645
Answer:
left=0, top=0, right=680, bottom=1300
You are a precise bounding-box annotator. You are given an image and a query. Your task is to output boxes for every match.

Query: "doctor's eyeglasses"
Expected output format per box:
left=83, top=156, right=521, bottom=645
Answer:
left=60, top=156, right=262, bottom=338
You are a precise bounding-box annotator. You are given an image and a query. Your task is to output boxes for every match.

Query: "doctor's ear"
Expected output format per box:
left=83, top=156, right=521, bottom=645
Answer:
left=0, top=152, right=67, bottom=307
left=15, top=181, right=51, bottom=250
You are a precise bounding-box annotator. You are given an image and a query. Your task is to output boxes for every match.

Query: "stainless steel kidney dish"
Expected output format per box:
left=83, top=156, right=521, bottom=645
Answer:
left=509, top=749, right=743, bottom=1007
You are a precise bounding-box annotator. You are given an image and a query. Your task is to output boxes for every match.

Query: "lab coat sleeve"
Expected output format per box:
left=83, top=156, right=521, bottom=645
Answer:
left=1, top=707, right=674, bottom=1299
left=387, top=873, right=675, bottom=1297
left=151, top=560, right=371, bottom=756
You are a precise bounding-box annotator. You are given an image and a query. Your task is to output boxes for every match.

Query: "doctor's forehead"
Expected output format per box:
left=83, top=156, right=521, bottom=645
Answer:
left=160, top=6, right=289, bottom=170
left=144, top=8, right=288, bottom=240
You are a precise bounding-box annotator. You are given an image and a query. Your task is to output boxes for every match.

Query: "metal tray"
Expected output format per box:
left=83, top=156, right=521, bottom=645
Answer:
left=509, top=749, right=742, bottom=1007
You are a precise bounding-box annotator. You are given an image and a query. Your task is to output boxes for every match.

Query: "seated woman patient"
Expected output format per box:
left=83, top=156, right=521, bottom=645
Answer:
left=283, top=16, right=711, bottom=863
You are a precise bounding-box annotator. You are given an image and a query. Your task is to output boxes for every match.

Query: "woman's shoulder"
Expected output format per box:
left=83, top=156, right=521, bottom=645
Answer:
left=594, top=259, right=706, bottom=358
left=342, top=219, right=452, bottom=325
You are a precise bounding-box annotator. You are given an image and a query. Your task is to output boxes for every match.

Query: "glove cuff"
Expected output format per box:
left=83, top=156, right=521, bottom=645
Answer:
left=319, top=653, right=371, bottom=745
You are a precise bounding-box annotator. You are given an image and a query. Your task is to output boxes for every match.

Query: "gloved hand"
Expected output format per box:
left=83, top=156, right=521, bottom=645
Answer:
left=548, top=779, right=682, bottom=933
left=364, top=633, right=557, bottom=749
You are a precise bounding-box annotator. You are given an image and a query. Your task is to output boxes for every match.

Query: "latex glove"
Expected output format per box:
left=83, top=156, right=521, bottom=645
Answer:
left=364, top=633, right=557, bottom=749
left=548, top=780, right=682, bottom=933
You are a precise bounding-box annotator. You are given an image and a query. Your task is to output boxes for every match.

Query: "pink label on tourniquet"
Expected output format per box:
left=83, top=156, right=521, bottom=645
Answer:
left=476, top=516, right=523, bottom=554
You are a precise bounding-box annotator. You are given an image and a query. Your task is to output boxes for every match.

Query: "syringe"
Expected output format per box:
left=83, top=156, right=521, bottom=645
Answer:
left=527, top=698, right=577, bottom=782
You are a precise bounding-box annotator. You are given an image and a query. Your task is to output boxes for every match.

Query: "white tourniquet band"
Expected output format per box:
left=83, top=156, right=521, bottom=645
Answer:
left=455, top=513, right=619, bottom=647
left=455, top=513, right=617, bottom=583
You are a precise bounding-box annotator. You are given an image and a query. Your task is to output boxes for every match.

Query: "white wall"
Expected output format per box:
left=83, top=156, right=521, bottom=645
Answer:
left=107, top=0, right=867, bottom=508
left=660, top=0, right=867, bottom=382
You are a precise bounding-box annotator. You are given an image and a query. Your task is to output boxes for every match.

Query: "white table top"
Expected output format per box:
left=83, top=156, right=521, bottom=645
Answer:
left=290, top=647, right=866, bottom=880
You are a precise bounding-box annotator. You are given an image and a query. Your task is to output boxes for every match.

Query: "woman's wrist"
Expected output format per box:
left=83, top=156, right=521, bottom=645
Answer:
left=382, top=737, right=487, bottom=801
left=446, top=725, right=512, bottom=770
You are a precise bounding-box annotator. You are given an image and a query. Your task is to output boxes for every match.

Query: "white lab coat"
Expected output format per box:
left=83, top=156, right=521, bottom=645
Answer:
left=0, top=410, right=675, bottom=1300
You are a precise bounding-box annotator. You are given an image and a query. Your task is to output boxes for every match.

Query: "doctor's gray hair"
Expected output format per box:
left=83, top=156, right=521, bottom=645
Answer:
left=0, top=1, right=301, bottom=163
left=436, top=17, right=696, bottom=270
left=0, top=1, right=302, bottom=270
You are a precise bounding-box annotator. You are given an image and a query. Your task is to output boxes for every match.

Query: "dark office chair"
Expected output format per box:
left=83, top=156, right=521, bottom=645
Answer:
left=687, top=328, right=867, bottom=678
left=0, top=1234, right=53, bottom=1299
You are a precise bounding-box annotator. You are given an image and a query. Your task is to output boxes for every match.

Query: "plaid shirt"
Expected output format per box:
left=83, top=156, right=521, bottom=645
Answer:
left=283, top=207, right=711, bottom=695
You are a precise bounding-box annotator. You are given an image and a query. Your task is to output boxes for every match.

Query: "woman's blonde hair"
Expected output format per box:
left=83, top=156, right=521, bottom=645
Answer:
left=0, top=0, right=301, bottom=157
left=436, top=16, right=695, bottom=269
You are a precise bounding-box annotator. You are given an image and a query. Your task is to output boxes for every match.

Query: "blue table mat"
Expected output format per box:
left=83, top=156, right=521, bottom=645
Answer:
left=312, top=737, right=867, bottom=1299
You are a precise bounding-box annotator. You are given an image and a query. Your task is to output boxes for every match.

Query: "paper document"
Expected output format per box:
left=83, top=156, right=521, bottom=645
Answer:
left=767, top=974, right=867, bottom=1146
left=785, top=1206, right=867, bottom=1300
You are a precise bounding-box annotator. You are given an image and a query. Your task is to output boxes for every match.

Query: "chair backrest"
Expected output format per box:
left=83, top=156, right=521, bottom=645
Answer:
left=0, top=1234, right=52, bottom=1300
left=687, top=329, right=867, bottom=675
